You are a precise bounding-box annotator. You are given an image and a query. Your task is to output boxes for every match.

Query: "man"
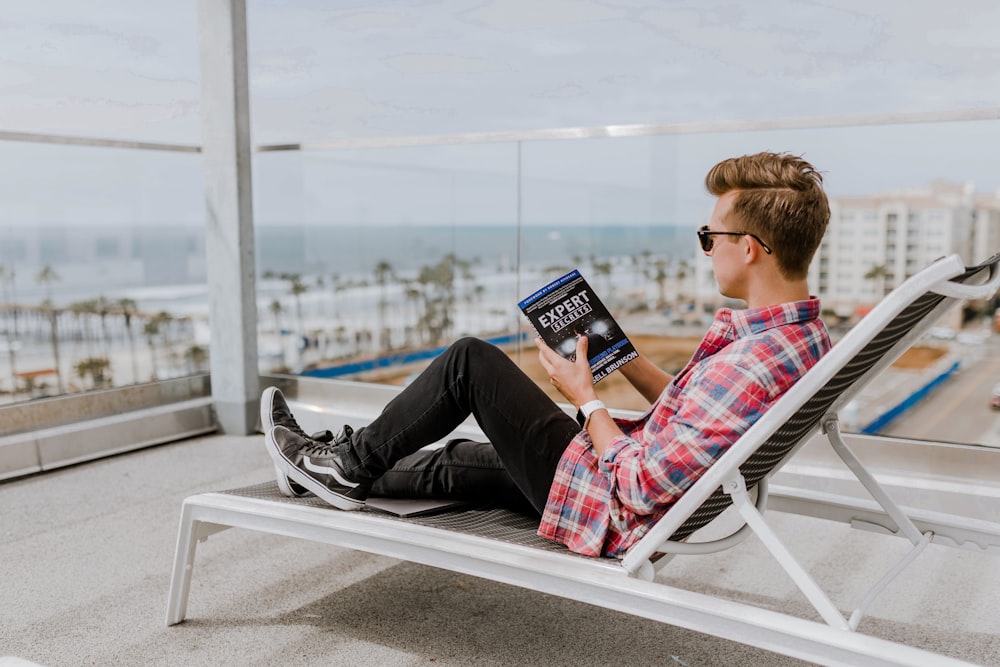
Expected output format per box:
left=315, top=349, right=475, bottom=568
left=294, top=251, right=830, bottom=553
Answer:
left=263, top=151, right=832, bottom=558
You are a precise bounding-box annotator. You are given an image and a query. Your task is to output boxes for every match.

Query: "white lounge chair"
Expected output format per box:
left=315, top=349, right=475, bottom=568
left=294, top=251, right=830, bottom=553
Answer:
left=166, top=252, right=1000, bottom=666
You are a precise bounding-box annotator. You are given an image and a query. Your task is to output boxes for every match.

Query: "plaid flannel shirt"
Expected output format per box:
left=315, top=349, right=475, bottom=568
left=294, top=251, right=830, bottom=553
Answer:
left=538, top=298, right=831, bottom=558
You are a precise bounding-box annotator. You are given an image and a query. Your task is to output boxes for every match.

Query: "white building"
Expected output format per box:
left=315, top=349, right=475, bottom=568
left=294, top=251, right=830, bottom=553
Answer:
left=974, top=192, right=1000, bottom=266
left=811, top=180, right=1000, bottom=317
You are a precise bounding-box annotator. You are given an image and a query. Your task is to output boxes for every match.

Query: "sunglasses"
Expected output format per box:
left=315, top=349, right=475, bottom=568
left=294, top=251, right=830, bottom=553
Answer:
left=697, top=225, right=773, bottom=255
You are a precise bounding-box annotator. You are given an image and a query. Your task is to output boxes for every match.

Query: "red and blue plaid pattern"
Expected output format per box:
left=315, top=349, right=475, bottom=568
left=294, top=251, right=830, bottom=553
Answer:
left=538, top=299, right=831, bottom=557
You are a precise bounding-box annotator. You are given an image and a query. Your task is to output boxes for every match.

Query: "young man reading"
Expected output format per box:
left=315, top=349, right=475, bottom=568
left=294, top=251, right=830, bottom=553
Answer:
left=262, top=151, right=832, bottom=558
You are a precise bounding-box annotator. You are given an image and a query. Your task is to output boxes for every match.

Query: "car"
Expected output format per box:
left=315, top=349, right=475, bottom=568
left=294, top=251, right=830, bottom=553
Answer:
left=926, top=326, right=956, bottom=340
left=956, top=332, right=987, bottom=346
left=992, top=383, right=1000, bottom=411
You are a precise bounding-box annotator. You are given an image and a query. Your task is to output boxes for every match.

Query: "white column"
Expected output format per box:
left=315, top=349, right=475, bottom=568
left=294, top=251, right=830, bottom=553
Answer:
left=198, top=0, right=259, bottom=434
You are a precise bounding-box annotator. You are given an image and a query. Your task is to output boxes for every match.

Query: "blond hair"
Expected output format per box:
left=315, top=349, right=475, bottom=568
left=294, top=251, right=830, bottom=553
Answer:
left=705, top=152, right=829, bottom=279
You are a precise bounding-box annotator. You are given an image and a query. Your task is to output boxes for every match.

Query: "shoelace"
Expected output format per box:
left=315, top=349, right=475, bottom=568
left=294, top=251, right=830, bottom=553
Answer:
left=301, top=425, right=353, bottom=456
left=278, top=406, right=335, bottom=445
left=279, top=408, right=327, bottom=440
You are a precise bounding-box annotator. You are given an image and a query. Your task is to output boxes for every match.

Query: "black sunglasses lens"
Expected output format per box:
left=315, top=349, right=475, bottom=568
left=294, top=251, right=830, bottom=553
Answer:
left=698, top=231, right=713, bottom=252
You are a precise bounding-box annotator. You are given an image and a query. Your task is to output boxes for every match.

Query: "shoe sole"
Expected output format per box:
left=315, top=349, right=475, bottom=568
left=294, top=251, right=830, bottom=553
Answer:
left=274, top=465, right=301, bottom=497
left=260, top=387, right=311, bottom=498
left=265, top=428, right=365, bottom=511
left=259, top=386, right=280, bottom=432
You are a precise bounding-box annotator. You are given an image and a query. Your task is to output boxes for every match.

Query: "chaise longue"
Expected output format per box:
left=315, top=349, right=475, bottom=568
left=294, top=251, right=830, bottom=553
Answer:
left=166, top=252, right=1000, bottom=666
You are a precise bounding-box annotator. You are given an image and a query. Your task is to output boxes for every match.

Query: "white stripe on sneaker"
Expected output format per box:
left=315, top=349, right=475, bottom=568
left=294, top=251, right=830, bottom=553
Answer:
left=302, top=457, right=360, bottom=488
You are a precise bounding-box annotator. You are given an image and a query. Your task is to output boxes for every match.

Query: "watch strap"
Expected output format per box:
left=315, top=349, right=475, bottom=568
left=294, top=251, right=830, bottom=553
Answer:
left=579, top=400, right=607, bottom=429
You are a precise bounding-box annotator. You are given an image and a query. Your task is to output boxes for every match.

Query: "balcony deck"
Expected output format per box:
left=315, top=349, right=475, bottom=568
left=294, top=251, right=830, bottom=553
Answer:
left=2, top=426, right=1000, bottom=666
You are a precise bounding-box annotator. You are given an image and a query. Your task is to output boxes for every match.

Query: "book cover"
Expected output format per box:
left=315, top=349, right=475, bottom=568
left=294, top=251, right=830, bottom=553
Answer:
left=366, top=496, right=467, bottom=517
left=518, top=269, right=638, bottom=383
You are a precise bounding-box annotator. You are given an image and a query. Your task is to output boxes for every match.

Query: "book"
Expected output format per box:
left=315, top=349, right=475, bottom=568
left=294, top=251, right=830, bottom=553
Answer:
left=365, top=496, right=467, bottom=517
left=518, top=269, right=638, bottom=383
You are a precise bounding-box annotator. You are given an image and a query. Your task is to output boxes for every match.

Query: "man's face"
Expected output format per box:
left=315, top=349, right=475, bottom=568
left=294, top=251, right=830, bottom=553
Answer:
left=705, top=191, right=746, bottom=301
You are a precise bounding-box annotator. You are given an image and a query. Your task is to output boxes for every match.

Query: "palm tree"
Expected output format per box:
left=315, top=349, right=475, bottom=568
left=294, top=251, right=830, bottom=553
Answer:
left=472, top=283, right=486, bottom=332
left=279, top=273, right=308, bottom=334
left=454, top=256, right=480, bottom=334
left=269, top=299, right=284, bottom=335
left=416, top=255, right=457, bottom=345
left=74, top=356, right=112, bottom=390
left=313, top=275, right=326, bottom=316
left=374, top=260, right=395, bottom=352
left=36, top=266, right=65, bottom=394
left=142, top=311, right=172, bottom=381
left=864, top=264, right=890, bottom=299
left=115, top=298, right=139, bottom=385
left=94, top=295, right=112, bottom=358
left=676, top=259, right=691, bottom=303
left=155, top=311, right=175, bottom=375
left=36, top=265, right=59, bottom=302
left=183, top=344, right=209, bottom=374
left=0, top=264, right=17, bottom=395
left=68, top=299, right=98, bottom=360
left=142, top=318, right=161, bottom=381
left=590, top=258, right=614, bottom=298
left=329, top=273, right=343, bottom=320
left=403, top=281, right=422, bottom=346
left=645, top=259, right=668, bottom=308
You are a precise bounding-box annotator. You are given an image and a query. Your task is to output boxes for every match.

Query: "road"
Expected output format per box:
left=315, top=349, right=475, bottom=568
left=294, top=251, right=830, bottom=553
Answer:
left=883, top=333, right=1000, bottom=446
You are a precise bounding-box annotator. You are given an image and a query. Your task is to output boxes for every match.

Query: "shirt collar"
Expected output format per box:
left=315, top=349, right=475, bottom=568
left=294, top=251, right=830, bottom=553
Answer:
left=678, top=298, right=823, bottom=380
left=727, top=297, right=822, bottom=338
left=702, top=298, right=821, bottom=349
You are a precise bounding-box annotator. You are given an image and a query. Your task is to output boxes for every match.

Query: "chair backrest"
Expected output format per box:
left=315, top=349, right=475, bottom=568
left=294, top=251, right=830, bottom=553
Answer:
left=624, top=253, right=1000, bottom=566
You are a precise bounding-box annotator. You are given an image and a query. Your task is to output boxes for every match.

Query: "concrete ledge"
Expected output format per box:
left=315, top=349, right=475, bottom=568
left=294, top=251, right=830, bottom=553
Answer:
left=0, top=398, right=216, bottom=480
left=0, top=374, right=211, bottom=437
left=0, top=438, right=41, bottom=480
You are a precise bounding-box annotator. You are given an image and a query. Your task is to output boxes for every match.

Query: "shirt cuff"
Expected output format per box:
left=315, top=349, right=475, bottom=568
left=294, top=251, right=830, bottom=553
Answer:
left=597, top=434, right=639, bottom=475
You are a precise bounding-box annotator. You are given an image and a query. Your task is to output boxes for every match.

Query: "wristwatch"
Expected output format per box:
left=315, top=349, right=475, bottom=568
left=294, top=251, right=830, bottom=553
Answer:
left=578, top=400, right=607, bottom=430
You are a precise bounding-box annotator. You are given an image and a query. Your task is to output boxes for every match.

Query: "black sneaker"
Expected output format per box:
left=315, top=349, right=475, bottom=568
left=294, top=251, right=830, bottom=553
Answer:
left=265, top=424, right=370, bottom=511
left=260, top=386, right=334, bottom=498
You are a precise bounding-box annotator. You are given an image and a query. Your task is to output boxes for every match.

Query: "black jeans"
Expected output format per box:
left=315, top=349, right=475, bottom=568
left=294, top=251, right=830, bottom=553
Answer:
left=344, top=337, right=582, bottom=516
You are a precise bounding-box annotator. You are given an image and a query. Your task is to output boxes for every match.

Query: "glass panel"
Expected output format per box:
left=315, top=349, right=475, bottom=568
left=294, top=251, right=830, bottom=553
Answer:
left=0, top=142, right=205, bottom=404
left=519, top=119, right=1000, bottom=443
left=518, top=135, right=700, bottom=411
left=257, top=117, right=1000, bottom=451
left=253, top=144, right=522, bottom=383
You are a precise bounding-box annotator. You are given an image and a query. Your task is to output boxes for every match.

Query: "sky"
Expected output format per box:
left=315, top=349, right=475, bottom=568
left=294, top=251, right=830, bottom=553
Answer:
left=1, top=0, right=999, bottom=228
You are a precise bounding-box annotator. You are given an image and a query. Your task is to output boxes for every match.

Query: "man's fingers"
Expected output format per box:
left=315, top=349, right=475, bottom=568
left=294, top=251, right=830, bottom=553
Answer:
left=575, top=335, right=591, bottom=369
left=535, top=338, right=558, bottom=373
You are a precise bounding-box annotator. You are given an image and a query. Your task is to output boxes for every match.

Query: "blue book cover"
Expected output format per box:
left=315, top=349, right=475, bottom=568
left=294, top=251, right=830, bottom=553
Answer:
left=518, top=269, right=638, bottom=383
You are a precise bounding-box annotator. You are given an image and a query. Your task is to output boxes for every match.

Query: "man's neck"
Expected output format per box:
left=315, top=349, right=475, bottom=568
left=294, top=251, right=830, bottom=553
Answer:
left=744, top=280, right=811, bottom=310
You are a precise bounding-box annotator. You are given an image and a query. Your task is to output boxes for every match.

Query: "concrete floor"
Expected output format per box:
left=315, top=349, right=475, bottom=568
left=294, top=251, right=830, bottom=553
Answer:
left=2, top=432, right=999, bottom=667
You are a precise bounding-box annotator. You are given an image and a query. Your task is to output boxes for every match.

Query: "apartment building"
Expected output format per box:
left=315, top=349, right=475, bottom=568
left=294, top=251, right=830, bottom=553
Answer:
left=812, top=180, right=1000, bottom=317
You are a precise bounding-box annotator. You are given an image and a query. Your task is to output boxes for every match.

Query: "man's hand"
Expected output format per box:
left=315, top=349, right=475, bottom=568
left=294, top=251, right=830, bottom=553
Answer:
left=536, top=335, right=598, bottom=408
left=537, top=335, right=625, bottom=456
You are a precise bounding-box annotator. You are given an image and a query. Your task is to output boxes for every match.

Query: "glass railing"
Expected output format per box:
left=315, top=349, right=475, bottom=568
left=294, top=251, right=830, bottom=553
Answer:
left=0, top=140, right=205, bottom=404
left=252, top=115, right=1000, bottom=449
left=2, top=111, right=998, bottom=452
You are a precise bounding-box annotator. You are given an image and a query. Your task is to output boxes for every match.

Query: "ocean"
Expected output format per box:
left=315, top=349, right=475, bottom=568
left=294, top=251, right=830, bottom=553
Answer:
left=255, top=223, right=696, bottom=278
left=3, top=223, right=698, bottom=315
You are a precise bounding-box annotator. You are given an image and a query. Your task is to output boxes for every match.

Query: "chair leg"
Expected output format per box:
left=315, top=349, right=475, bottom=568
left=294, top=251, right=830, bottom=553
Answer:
left=726, top=474, right=851, bottom=630
left=166, top=502, right=201, bottom=625
left=166, top=500, right=235, bottom=625
left=823, top=416, right=924, bottom=544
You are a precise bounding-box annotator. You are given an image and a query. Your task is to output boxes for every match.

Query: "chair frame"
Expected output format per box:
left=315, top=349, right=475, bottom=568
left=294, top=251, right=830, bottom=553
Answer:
left=166, top=253, right=1000, bottom=666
